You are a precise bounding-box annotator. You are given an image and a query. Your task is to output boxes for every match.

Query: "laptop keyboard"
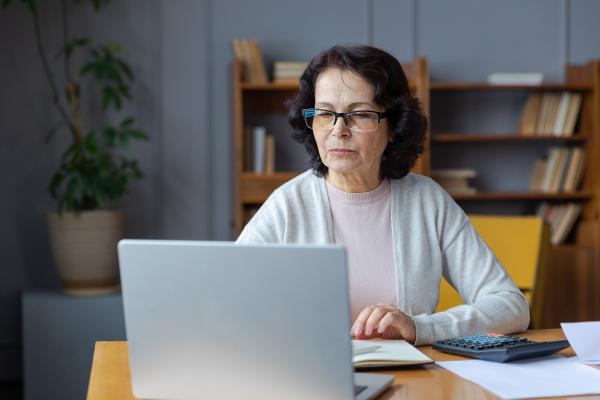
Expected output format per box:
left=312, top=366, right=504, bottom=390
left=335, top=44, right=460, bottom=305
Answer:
left=354, top=384, right=367, bottom=395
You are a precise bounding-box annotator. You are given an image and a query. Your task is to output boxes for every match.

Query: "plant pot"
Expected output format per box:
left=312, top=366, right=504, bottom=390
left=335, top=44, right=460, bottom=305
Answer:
left=47, top=209, right=124, bottom=295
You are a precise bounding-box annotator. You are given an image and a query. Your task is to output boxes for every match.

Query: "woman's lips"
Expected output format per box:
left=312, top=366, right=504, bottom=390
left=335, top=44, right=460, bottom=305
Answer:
left=329, top=148, right=355, bottom=154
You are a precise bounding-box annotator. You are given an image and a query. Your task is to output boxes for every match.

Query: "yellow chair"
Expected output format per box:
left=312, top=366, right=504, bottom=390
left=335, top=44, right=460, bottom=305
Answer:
left=436, top=215, right=550, bottom=329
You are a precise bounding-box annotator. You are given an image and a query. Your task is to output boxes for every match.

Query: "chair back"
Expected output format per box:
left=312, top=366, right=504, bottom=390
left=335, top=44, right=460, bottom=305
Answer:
left=436, top=215, right=550, bottom=328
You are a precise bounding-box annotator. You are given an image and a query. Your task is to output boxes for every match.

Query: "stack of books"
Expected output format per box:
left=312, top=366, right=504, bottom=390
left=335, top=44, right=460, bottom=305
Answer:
left=529, top=147, right=585, bottom=193
left=243, top=125, right=275, bottom=174
left=272, top=61, right=308, bottom=84
left=430, top=169, right=477, bottom=194
left=518, top=92, right=582, bottom=136
left=537, top=202, right=583, bottom=245
left=231, top=39, right=267, bottom=83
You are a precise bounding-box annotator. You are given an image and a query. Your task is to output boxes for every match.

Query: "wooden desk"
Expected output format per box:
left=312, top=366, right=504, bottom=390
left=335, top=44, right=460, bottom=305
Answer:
left=87, top=329, right=589, bottom=399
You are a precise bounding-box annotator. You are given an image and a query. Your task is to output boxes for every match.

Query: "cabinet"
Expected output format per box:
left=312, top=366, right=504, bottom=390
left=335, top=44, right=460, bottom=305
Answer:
left=232, top=58, right=430, bottom=236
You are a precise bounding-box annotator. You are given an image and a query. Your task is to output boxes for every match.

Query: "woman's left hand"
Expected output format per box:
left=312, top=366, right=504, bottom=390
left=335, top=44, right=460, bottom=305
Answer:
left=351, top=304, right=416, bottom=344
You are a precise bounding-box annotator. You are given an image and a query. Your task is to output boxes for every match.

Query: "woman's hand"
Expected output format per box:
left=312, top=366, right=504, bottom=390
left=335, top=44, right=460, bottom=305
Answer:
left=351, top=304, right=416, bottom=343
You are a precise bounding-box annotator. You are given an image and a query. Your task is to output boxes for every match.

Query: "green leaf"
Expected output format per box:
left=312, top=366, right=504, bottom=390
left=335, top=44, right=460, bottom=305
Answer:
left=121, top=117, right=134, bottom=128
left=126, top=129, right=149, bottom=141
left=116, top=60, right=134, bottom=81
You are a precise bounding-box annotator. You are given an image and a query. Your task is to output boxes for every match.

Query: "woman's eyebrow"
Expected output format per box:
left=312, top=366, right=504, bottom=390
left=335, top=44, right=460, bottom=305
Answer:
left=314, top=101, right=376, bottom=109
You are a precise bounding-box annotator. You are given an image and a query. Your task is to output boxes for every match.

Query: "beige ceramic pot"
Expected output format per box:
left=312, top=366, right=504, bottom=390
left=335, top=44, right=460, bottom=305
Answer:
left=47, top=209, right=124, bottom=295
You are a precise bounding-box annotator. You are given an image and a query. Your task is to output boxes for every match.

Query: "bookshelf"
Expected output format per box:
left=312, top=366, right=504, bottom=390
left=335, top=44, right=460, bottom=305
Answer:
left=232, top=58, right=431, bottom=236
left=429, top=61, right=599, bottom=245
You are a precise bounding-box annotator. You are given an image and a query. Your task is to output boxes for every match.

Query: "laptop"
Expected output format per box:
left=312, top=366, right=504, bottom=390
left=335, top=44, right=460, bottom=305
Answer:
left=118, top=240, right=394, bottom=400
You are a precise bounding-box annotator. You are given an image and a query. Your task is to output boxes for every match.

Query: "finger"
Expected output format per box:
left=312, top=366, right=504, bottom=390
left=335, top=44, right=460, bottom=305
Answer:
left=377, top=311, right=399, bottom=335
left=364, top=307, right=387, bottom=336
left=352, top=306, right=374, bottom=337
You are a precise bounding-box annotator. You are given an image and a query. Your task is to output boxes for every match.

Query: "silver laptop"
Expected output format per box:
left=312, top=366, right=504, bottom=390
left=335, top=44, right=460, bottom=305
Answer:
left=118, top=240, right=394, bottom=400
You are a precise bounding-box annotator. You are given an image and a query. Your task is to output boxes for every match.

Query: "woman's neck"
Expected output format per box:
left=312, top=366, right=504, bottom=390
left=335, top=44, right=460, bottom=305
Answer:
left=325, top=170, right=383, bottom=193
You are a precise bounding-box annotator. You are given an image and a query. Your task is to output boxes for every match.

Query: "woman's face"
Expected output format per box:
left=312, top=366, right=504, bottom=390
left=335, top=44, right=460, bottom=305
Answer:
left=313, top=68, right=391, bottom=183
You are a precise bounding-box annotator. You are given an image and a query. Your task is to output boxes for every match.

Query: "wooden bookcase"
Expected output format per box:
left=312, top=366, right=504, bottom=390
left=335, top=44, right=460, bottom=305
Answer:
left=232, top=58, right=431, bottom=236
left=429, top=61, right=599, bottom=237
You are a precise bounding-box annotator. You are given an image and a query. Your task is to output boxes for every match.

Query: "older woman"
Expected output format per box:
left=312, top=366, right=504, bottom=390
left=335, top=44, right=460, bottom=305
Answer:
left=236, top=45, right=529, bottom=346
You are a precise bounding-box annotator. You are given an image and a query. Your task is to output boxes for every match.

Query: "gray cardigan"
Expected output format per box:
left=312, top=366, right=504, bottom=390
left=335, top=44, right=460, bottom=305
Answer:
left=236, top=170, right=530, bottom=345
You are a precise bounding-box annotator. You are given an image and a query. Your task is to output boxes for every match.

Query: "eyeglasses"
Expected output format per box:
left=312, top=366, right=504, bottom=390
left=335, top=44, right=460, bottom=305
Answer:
left=302, top=108, right=388, bottom=133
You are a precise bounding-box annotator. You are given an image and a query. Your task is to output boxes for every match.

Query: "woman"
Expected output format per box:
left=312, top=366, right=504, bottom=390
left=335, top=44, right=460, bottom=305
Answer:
left=236, top=45, right=529, bottom=346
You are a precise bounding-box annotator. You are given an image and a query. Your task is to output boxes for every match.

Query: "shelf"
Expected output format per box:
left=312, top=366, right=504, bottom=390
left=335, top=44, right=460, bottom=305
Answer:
left=431, top=134, right=588, bottom=143
left=430, top=82, right=593, bottom=91
left=451, top=192, right=592, bottom=201
left=239, top=172, right=299, bottom=204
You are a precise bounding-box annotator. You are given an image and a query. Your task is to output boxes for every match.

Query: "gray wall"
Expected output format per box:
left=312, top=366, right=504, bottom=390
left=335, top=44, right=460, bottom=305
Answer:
left=1, top=0, right=600, bottom=384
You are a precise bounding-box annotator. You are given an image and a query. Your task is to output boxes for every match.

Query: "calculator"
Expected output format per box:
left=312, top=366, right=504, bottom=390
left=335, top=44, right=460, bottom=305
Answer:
left=432, top=333, right=570, bottom=362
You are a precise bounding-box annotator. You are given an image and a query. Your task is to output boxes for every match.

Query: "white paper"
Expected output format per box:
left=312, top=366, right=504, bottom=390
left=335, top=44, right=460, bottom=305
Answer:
left=437, top=356, right=600, bottom=399
left=352, top=342, right=381, bottom=356
left=562, top=321, right=600, bottom=364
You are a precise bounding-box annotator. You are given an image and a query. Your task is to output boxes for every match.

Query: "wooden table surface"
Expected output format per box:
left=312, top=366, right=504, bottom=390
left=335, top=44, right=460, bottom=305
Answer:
left=87, top=329, right=595, bottom=400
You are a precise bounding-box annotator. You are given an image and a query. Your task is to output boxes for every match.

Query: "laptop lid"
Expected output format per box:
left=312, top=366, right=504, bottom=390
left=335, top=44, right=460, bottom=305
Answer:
left=118, top=240, right=356, bottom=400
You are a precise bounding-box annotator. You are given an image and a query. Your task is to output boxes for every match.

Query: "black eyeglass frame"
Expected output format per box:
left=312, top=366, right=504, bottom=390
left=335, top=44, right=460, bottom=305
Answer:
left=302, top=108, right=388, bottom=131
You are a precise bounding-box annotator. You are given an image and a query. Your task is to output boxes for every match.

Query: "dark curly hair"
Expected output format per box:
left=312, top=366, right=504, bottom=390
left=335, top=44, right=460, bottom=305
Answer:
left=286, top=45, right=427, bottom=179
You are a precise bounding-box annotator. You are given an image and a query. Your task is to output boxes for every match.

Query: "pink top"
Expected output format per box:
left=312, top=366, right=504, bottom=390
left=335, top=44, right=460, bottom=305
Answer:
left=325, top=178, right=398, bottom=322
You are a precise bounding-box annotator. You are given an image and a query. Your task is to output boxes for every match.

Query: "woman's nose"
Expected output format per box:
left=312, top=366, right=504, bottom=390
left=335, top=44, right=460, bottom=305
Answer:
left=331, top=116, right=350, bottom=137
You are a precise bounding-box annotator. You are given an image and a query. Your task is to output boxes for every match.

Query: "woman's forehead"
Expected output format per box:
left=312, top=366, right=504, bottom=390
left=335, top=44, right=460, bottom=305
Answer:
left=314, top=68, right=375, bottom=103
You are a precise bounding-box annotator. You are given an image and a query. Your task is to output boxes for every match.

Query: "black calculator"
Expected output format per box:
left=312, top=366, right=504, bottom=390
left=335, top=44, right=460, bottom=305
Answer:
left=432, top=333, right=570, bottom=362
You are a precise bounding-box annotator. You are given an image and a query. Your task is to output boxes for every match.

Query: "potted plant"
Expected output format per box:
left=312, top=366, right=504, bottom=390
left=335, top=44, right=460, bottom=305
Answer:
left=5, top=0, right=149, bottom=294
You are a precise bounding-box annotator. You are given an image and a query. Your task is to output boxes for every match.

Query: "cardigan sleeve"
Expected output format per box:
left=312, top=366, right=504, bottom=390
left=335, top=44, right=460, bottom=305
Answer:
left=411, top=218, right=530, bottom=345
left=236, top=192, right=286, bottom=244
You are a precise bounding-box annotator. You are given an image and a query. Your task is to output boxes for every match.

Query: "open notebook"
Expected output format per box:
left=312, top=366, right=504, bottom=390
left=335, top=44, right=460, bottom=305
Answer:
left=352, top=340, right=434, bottom=368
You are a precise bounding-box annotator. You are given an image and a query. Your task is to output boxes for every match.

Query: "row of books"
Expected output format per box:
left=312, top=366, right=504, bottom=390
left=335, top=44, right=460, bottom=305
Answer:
left=537, top=202, right=583, bottom=245
left=232, top=39, right=267, bottom=83
left=430, top=169, right=478, bottom=194
left=243, top=126, right=275, bottom=174
left=529, top=147, right=585, bottom=193
left=273, top=61, right=308, bottom=84
left=518, top=91, right=582, bottom=136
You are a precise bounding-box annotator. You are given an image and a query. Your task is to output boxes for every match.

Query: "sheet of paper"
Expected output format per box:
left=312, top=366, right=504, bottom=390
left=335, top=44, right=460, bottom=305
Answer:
left=437, top=356, right=600, bottom=399
left=561, top=321, right=600, bottom=364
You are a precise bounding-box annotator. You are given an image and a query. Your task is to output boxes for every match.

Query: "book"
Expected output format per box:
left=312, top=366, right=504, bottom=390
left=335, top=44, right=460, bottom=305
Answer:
left=265, top=134, right=275, bottom=174
left=562, top=93, right=582, bottom=136
left=487, top=72, right=543, bottom=85
left=252, top=126, right=266, bottom=173
left=535, top=93, right=553, bottom=135
left=231, top=39, right=267, bottom=83
left=541, top=148, right=560, bottom=192
left=352, top=339, right=433, bottom=368
left=562, top=147, right=585, bottom=192
left=551, top=203, right=583, bottom=245
left=552, top=92, right=571, bottom=136
left=518, top=93, right=542, bottom=136
left=548, top=148, right=569, bottom=193
left=529, top=159, right=547, bottom=192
